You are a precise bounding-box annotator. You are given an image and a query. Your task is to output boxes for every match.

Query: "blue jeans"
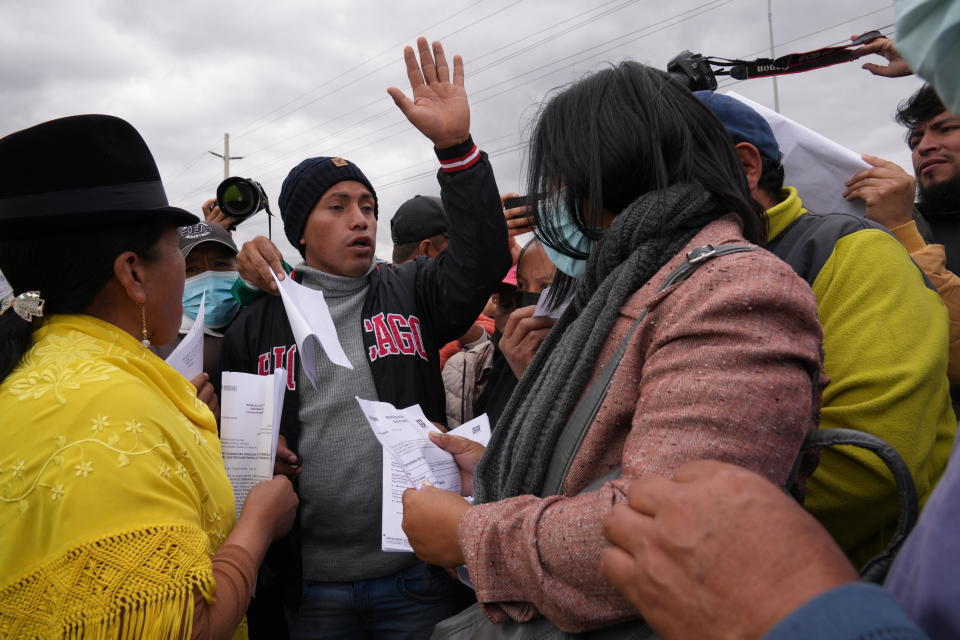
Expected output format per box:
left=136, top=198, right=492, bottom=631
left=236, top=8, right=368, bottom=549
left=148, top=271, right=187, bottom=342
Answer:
left=286, top=563, right=468, bottom=639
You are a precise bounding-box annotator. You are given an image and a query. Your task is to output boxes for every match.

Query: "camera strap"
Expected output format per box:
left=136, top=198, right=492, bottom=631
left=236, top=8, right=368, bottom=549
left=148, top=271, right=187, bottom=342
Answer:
left=707, top=29, right=884, bottom=81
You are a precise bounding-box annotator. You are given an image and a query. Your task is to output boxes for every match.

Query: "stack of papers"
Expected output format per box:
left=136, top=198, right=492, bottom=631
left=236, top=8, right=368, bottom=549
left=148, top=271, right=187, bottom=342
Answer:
left=220, top=368, right=287, bottom=518
left=355, top=397, right=491, bottom=552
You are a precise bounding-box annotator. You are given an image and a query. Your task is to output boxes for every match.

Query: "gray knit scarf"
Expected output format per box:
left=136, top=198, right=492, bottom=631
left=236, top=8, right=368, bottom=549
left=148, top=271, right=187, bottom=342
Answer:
left=474, top=182, right=719, bottom=503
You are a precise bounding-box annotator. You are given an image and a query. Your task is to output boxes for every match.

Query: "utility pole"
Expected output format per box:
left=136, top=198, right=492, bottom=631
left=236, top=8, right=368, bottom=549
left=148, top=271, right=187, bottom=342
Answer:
left=208, top=133, right=244, bottom=180
left=768, top=0, right=780, bottom=113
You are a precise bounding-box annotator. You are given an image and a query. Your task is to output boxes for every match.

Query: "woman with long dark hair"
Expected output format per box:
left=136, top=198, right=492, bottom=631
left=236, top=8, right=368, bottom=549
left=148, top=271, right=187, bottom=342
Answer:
left=0, top=115, right=297, bottom=639
left=401, top=62, right=824, bottom=632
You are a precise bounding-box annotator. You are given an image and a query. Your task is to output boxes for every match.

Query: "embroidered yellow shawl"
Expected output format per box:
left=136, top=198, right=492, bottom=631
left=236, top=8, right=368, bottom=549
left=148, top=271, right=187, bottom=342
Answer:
left=0, top=314, right=236, bottom=639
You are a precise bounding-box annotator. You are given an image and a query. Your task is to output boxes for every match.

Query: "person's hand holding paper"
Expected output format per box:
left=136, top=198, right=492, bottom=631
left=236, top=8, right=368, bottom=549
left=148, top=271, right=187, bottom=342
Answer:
left=270, top=270, right=353, bottom=388
left=725, top=91, right=870, bottom=216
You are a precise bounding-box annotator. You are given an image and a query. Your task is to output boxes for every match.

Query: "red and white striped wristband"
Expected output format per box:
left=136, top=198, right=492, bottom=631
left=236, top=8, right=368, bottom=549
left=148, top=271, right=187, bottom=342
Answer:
left=439, top=144, right=480, bottom=173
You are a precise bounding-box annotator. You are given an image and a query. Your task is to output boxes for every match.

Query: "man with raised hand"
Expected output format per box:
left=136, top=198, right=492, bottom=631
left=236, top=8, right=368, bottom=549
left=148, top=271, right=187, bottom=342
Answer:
left=221, top=38, right=510, bottom=638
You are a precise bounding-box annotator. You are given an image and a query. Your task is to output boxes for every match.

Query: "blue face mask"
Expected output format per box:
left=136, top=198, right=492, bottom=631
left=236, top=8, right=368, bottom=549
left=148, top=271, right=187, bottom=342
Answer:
left=895, top=0, right=960, bottom=114
left=539, top=200, right=594, bottom=279
left=182, top=271, right=241, bottom=329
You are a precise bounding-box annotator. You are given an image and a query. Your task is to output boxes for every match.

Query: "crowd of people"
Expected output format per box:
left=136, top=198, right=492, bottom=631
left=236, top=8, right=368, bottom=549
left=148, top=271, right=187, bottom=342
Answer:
left=1, top=0, right=959, bottom=638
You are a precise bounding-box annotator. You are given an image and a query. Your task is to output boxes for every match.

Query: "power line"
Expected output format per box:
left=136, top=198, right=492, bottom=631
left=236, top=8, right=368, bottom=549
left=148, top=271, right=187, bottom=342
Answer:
left=355, top=9, right=902, bottom=195
left=229, top=0, right=645, bottom=174
left=175, top=1, right=883, bottom=205
left=166, top=150, right=215, bottom=184
left=227, top=1, right=485, bottom=141
left=173, top=0, right=732, bottom=204
left=230, top=0, right=529, bottom=143
left=715, top=6, right=895, bottom=89
left=170, top=0, right=500, bottom=179
left=221, top=0, right=732, bottom=188
left=289, top=0, right=737, bottom=194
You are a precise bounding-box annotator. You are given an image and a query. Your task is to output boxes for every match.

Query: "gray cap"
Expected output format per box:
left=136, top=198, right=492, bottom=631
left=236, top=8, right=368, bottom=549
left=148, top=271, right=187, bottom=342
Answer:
left=178, top=221, right=238, bottom=258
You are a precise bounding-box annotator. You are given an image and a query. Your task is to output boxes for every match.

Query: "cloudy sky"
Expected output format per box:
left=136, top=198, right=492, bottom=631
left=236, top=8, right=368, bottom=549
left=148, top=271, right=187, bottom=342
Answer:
left=1, top=0, right=919, bottom=262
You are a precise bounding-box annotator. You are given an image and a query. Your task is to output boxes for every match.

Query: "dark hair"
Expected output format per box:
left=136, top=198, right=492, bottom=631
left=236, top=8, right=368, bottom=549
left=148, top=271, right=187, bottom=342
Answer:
left=896, top=84, right=948, bottom=146
left=0, top=219, right=168, bottom=381
left=391, top=233, right=447, bottom=264
left=391, top=241, right=420, bottom=264
left=525, top=61, right=766, bottom=302
left=757, top=155, right=786, bottom=203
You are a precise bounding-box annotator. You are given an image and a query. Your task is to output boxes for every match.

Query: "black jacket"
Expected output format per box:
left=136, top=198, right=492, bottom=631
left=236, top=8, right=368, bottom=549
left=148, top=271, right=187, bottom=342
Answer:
left=220, top=139, right=510, bottom=604
left=916, top=204, right=960, bottom=272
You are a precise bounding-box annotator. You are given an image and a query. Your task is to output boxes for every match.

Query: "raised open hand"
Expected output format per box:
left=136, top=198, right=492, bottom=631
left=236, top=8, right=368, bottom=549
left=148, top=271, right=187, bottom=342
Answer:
left=387, top=37, right=469, bottom=149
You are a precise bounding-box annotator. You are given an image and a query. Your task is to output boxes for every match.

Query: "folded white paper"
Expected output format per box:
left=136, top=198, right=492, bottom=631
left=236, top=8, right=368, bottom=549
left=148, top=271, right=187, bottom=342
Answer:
left=354, top=396, right=492, bottom=552
left=271, top=270, right=353, bottom=388
left=725, top=91, right=870, bottom=217
left=220, top=368, right=286, bottom=519
left=165, top=292, right=205, bottom=380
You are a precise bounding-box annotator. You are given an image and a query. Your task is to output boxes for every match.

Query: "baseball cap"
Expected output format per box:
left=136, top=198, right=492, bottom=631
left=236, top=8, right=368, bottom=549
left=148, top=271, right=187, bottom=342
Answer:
left=693, top=91, right=781, bottom=161
left=178, top=221, right=238, bottom=258
left=390, top=195, right=448, bottom=244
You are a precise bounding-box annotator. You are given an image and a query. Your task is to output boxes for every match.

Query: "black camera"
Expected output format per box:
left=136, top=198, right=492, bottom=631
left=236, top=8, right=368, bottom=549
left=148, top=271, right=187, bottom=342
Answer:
left=667, top=51, right=718, bottom=92
left=215, top=177, right=269, bottom=224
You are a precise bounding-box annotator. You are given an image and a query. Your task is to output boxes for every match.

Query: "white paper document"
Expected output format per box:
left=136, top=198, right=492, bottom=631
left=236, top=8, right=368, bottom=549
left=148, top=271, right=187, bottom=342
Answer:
left=220, top=368, right=287, bottom=518
left=451, top=413, right=491, bottom=447
left=532, top=286, right=570, bottom=320
left=725, top=91, right=870, bottom=217
left=357, top=397, right=459, bottom=491
left=271, top=270, right=353, bottom=387
left=355, top=396, right=491, bottom=552
left=165, top=293, right=205, bottom=379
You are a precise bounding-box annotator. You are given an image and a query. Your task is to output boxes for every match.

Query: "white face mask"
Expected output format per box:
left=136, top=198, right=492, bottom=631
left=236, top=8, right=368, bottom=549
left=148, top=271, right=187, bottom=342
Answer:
left=895, top=0, right=960, bottom=114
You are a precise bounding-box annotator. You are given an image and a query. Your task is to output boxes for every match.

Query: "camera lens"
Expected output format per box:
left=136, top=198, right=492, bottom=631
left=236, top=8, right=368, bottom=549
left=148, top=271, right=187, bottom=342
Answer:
left=222, top=183, right=255, bottom=216
left=216, top=177, right=265, bottom=222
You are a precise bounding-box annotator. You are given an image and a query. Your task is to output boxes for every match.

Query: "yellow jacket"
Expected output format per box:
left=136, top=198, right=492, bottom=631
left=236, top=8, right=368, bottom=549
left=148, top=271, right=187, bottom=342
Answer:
left=766, top=188, right=955, bottom=564
left=0, top=314, right=236, bottom=638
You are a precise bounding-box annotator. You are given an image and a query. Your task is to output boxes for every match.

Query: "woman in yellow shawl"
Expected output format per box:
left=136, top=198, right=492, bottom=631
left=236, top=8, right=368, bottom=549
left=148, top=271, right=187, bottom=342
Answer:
left=0, top=115, right=298, bottom=639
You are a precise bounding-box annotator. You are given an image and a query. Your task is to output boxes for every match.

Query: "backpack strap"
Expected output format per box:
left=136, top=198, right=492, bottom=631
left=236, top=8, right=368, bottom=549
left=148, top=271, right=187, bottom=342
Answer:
left=791, top=428, right=919, bottom=583
left=540, top=245, right=758, bottom=497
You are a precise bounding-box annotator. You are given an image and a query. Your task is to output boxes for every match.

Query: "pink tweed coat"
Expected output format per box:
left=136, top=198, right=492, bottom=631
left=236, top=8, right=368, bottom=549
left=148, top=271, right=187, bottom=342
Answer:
left=457, top=215, right=824, bottom=632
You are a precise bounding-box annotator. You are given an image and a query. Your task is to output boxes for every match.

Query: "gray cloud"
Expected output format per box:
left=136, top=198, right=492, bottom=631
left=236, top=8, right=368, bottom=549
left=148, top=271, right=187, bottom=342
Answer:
left=1, top=0, right=915, bottom=262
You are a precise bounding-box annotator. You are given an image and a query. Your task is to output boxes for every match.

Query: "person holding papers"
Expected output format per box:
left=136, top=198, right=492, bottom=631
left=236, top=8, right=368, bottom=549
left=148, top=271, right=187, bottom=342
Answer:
left=221, top=38, right=510, bottom=638
left=399, top=61, right=824, bottom=634
left=0, top=115, right=298, bottom=639
left=696, top=91, right=954, bottom=568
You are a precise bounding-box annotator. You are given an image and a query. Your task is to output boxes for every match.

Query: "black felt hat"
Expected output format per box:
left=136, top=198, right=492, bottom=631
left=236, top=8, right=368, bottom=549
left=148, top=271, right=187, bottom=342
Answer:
left=0, top=114, right=198, bottom=229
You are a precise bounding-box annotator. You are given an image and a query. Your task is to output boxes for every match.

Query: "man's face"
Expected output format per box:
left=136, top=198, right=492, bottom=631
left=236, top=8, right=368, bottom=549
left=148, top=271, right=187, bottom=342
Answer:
left=184, top=243, right=238, bottom=278
left=300, top=180, right=377, bottom=277
left=910, top=110, right=960, bottom=191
